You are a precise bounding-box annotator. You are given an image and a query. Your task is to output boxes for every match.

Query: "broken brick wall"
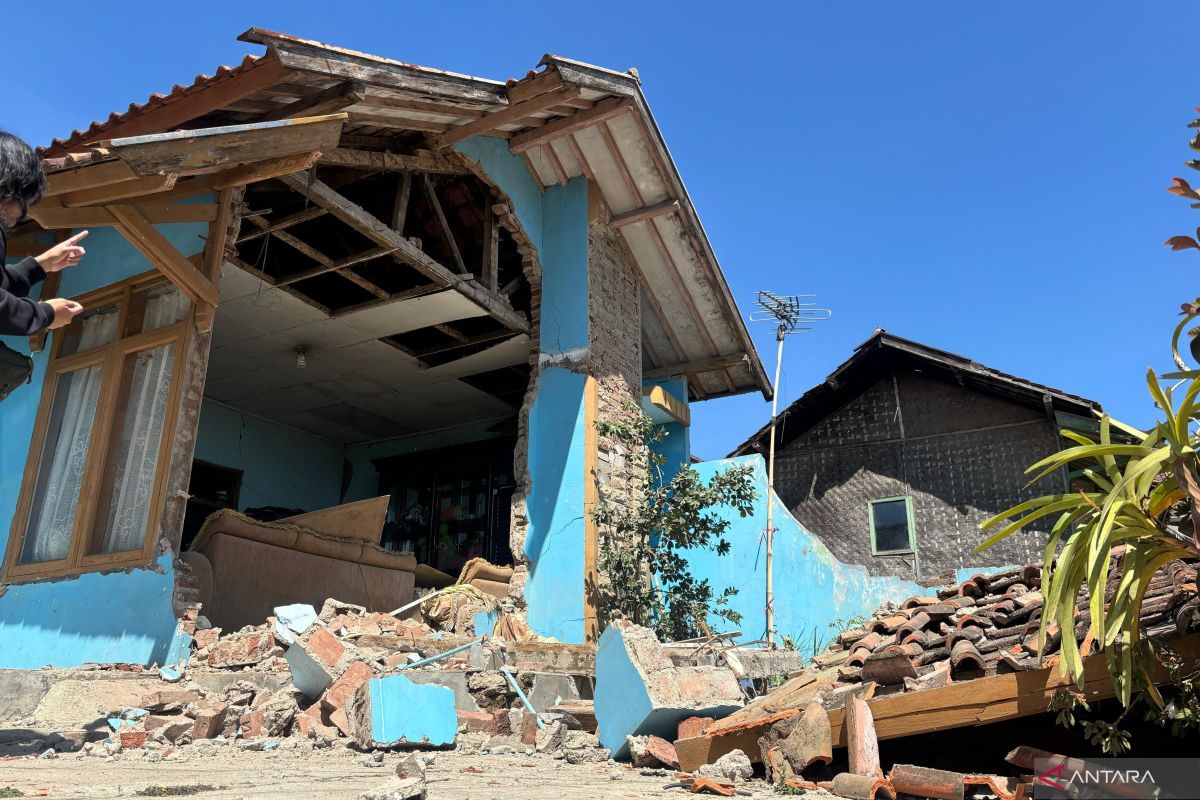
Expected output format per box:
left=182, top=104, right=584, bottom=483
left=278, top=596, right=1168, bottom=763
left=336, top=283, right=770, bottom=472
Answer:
left=587, top=204, right=646, bottom=569
left=774, top=371, right=1059, bottom=581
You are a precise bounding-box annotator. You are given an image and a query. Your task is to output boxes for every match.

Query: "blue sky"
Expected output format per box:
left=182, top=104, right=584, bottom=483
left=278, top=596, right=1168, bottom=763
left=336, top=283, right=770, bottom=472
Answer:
left=7, top=2, right=1197, bottom=459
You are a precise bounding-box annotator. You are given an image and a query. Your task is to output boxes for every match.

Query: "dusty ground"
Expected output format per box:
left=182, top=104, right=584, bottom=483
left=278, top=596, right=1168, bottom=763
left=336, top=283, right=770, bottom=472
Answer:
left=0, top=743, right=827, bottom=800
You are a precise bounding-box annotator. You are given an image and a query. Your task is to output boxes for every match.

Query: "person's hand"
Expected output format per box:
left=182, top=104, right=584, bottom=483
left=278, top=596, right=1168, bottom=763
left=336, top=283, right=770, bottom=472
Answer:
left=45, top=298, right=83, bottom=329
left=35, top=230, right=89, bottom=273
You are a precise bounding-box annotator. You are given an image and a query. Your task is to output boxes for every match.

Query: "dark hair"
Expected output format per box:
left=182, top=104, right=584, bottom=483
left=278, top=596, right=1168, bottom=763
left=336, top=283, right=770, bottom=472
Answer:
left=0, top=131, right=47, bottom=217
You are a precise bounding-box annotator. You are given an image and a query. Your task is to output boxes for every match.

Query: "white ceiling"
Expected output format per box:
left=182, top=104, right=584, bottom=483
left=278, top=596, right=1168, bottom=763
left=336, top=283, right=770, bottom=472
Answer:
left=205, top=263, right=527, bottom=444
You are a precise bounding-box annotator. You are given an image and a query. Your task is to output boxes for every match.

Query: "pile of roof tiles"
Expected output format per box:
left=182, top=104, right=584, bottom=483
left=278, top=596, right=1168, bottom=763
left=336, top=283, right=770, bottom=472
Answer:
left=814, top=557, right=1199, bottom=694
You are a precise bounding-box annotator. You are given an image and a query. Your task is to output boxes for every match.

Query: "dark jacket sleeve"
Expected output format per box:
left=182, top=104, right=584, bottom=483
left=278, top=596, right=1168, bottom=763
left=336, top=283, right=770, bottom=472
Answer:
left=1, top=257, right=54, bottom=336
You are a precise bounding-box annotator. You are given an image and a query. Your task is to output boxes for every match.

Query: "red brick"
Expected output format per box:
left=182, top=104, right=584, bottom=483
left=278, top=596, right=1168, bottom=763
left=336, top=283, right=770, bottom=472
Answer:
left=145, top=714, right=185, bottom=731
left=645, top=736, right=679, bottom=769
left=676, top=716, right=713, bottom=741
left=304, top=628, right=346, bottom=669
left=190, top=702, right=230, bottom=740
left=296, top=704, right=339, bottom=743
left=119, top=730, right=148, bottom=749
left=457, top=710, right=499, bottom=735
left=240, top=712, right=262, bottom=739
left=140, top=689, right=202, bottom=712
left=320, top=661, right=375, bottom=735
left=207, top=631, right=273, bottom=668
left=519, top=711, right=538, bottom=746
left=193, top=628, right=221, bottom=649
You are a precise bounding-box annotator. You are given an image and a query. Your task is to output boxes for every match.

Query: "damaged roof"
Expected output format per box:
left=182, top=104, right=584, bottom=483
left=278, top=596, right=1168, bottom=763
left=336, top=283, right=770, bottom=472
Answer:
left=730, top=329, right=1104, bottom=456
left=40, top=27, right=771, bottom=401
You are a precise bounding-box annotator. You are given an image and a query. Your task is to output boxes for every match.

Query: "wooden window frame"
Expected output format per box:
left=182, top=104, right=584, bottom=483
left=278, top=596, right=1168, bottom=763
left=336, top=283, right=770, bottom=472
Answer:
left=2, top=269, right=193, bottom=583
left=868, top=495, right=917, bottom=556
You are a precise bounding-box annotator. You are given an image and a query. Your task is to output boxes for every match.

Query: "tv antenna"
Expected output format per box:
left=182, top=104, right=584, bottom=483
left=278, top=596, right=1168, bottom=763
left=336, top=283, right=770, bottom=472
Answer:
left=752, top=292, right=831, bottom=648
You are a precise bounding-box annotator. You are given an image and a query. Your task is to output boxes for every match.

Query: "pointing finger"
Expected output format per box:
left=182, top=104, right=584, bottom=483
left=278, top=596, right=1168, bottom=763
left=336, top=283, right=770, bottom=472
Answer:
left=65, top=230, right=89, bottom=245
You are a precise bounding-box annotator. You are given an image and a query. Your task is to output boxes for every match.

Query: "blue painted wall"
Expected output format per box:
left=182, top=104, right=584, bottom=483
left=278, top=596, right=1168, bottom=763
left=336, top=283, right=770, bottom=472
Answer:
left=458, top=138, right=593, bottom=643
left=0, top=215, right=209, bottom=668
left=683, top=455, right=1000, bottom=649
left=194, top=400, right=343, bottom=513
left=645, top=378, right=691, bottom=486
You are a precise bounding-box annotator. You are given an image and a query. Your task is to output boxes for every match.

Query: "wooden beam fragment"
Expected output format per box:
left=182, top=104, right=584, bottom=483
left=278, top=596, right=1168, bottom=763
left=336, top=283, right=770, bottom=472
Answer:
left=319, top=147, right=468, bottom=175
left=392, top=172, right=413, bottom=233
left=43, top=159, right=138, bottom=198
left=509, top=97, right=635, bottom=154
left=196, top=189, right=235, bottom=331
left=276, top=172, right=528, bottom=332
left=28, top=204, right=218, bottom=230
left=421, top=85, right=580, bottom=150
left=422, top=174, right=467, bottom=274
left=610, top=198, right=679, bottom=229
left=57, top=174, right=178, bottom=207
left=257, top=81, right=366, bottom=122
left=235, top=207, right=326, bottom=243
left=482, top=201, right=499, bottom=292
left=107, top=205, right=219, bottom=306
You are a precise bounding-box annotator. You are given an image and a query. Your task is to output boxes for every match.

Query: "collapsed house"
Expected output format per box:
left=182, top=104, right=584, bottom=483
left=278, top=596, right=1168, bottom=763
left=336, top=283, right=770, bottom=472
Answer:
left=0, top=28, right=772, bottom=669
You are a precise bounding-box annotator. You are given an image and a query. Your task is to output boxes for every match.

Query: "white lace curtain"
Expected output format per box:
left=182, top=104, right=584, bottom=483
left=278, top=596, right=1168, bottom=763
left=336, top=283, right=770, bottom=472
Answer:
left=22, top=309, right=119, bottom=563
left=22, top=287, right=186, bottom=563
left=99, top=287, right=185, bottom=553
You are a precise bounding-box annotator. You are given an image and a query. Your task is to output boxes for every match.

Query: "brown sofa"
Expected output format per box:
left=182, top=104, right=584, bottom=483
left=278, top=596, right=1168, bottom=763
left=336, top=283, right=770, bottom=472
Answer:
left=183, top=509, right=417, bottom=631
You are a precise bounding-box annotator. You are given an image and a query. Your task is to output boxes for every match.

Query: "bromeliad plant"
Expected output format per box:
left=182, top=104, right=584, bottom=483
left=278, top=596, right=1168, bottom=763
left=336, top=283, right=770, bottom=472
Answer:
left=976, top=313, right=1200, bottom=709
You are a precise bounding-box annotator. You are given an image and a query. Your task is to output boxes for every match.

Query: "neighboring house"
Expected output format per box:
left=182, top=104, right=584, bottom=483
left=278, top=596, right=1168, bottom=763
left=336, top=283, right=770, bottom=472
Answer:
left=0, top=29, right=771, bottom=668
left=730, top=330, right=1103, bottom=583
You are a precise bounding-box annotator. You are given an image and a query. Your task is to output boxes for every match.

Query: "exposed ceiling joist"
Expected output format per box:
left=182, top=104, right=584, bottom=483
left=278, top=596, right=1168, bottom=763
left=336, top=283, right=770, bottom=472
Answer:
left=236, top=206, right=326, bottom=243
left=420, top=84, right=580, bottom=151
left=277, top=172, right=529, bottom=333
left=509, top=97, right=634, bottom=154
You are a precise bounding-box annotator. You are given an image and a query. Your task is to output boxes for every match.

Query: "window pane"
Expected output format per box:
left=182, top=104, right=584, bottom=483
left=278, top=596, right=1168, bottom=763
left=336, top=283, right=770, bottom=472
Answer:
left=126, top=285, right=189, bottom=336
left=93, top=343, right=177, bottom=554
left=21, top=364, right=106, bottom=563
left=872, top=499, right=912, bottom=553
left=58, top=303, right=120, bottom=357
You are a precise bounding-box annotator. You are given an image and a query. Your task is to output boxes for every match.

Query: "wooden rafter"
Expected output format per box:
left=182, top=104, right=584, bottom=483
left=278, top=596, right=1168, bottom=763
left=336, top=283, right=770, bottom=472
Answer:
left=57, top=174, right=178, bottom=208
left=610, top=198, right=679, bottom=229
left=235, top=207, right=326, bottom=243
left=257, top=81, right=366, bottom=122
left=422, top=174, right=467, bottom=274
left=543, top=144, right=571, bottom=187
left=391, top=172, right=413, bottom=232
left=412, top=328, right=516, bottom=360
left=318, top=147, right=468, bottom=175
left=108, top=205, right=219, bottom=306
left=43, top=159, right=138, bottom=198
left=277, top=172, right=529, bottom=333
left=643, top=353, right=751, bottom=381
left=244, top=214, right=394, bottom=296
left=420, top=85, right=580, bottom=151
left=28, top=204, right=218, bottom=230
left=509, top=97, right=634, bottom=154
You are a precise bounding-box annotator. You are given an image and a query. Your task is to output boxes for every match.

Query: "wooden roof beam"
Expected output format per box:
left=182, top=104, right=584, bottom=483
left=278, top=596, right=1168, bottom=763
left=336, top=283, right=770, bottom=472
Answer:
left=422, top=174, right=467, bottom=274
left=235, top=206, right=327, bottom=243
left=509, top=97, right=634, bottom=154
left=108, top=204, right=219, bottom=306
left=420, top=85, right=580, bottom=151
left=276, top=172, right=529, bottom=333
left=611, top=198, right=679, bottom=229
left=257, top=81, right=366, bottom=122
left=644, top=353, right=752, bottom=381
left=56, top=174, right=178, bottom=207
left=28, top=203, right=217, bottom=230
left=318, top=148, right=469, bottom=175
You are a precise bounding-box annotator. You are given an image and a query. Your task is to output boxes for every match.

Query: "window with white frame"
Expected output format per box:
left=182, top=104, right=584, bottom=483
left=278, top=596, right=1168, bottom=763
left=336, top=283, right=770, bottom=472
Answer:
left=868, top=496, right=915, bottom=555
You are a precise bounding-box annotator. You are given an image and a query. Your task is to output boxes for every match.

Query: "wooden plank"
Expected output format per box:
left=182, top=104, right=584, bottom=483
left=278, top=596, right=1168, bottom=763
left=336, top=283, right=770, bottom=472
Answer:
left=43, top=159, right=137, bottom=198
left=482, top=203, right=499, bottom=291
left=583, top=374, right=599, bottom=644
left=423, top=174, right=467, bottom=274
left=28, top=203, right=218, bottom=229
left=363, top=91, right=487, bottom=119
left=108, top=205, right=219, bottom=306
left=348, top=111, right=451, bottom=134
left=276, top=172, right=528, bottom=333
left=643, top=353, right=750, bottom=380
left=509, top=97, right=634, bottom=154
left=336, top=268, right=389, bottom=299
left=505, top=68, right=565, bottom=105
left=44, top=58, right=291, bottom=153
left=131, top=150, right=322, bottom=206
left=103, top=114, right=347, bottom=177
left=257, top=81, right=366, bottom=122
left=392, top=172, right=413, bottom=233
left=235, top=207, right=326, bottom=243
left=611, top=198, right=679, bottom=229
left=57, top=174, right=178, bottom=207
left=197, top=189, right=235, bottom=332
left=421, top=85, right=580, bottom=150
left=318, top=147, right=469, bottom=175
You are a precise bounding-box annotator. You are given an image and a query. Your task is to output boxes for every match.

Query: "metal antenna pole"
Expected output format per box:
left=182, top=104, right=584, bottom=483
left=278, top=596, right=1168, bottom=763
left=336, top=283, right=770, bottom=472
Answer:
left=751, top=292, right=831, bottom=649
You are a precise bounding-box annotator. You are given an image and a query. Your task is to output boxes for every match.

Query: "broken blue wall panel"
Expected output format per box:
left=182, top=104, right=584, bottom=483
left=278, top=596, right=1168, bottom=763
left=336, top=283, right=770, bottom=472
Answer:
left=285, top=642, right=335, bottom=700
left=352, top=675, right=458, bottom=748
left=682, top=455, right=1017, bottom=648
